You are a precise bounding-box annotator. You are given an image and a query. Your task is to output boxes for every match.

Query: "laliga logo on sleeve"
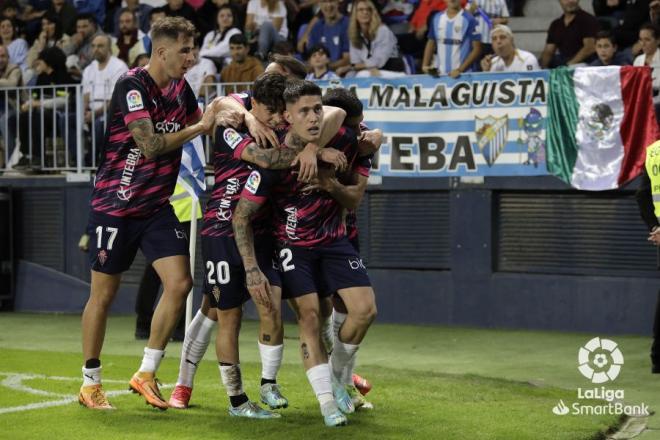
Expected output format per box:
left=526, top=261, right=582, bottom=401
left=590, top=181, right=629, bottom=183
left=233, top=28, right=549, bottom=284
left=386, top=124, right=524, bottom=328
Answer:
left=126, top=90, right=144, bottom=111
left=224, top=128, right=243, bottom=149
left=245, top=170, right=261, bottom=194
left=578, top=337, right=624, bottom=383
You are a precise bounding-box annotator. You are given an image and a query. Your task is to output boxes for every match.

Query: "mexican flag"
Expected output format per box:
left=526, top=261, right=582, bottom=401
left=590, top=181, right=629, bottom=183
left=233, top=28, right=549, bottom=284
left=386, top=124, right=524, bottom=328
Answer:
left=547, top=66, right=658, bottom=190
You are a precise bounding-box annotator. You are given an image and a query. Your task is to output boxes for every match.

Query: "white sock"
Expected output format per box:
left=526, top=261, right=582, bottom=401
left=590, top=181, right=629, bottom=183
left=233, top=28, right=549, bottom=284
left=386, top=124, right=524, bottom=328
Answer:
left=321, top=316, right=334, bottom=354
left=305, top=363, right=333, bottom=406
left=344, top=351, right=358, bottom=386
left=82, top=366, right=101, bottom=386
left=332, top=311, right=347, bottom=341
left=330, top=339, right=359, bottom=383
left=139, top=347, right=165, bottom=374
left=258, top=342, right=283, bottom=381
left=176, top=310, right=215, bottom=387
left=219, top=364, right=244, bottom=396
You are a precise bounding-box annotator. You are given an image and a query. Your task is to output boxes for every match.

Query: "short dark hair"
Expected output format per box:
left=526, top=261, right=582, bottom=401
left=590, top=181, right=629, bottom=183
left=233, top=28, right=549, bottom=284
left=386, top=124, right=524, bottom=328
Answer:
left=640, top=22, right=660, bottom=40
left=151, top=16, right=196, bottom=43
left=269, top=54, right=307, bottom=80
left=322, top=87, right=362, bottom=118
left=150, top=7, right=166, bottom=19
left=253, top=73, right=287, bottom=113
left=76, top=13, right=96, bottom=26
left=283, top=79, right=322, bottom=105
left=229, top=33, right=247, bottom=46
left=306, top=43, right=331, bottom=60
left=119, top=8, right=137, bottom=20
left=595, top=30, right=616, bottom=45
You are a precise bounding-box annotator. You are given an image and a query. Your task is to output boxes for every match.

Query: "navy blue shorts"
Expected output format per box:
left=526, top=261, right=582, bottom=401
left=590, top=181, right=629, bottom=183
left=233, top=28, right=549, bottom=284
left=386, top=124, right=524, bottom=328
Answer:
left=279, top=237, right=371, bottom=299
left=87, top=205, right=189, bottom=275
left=202, top=234, right=281, bottom=310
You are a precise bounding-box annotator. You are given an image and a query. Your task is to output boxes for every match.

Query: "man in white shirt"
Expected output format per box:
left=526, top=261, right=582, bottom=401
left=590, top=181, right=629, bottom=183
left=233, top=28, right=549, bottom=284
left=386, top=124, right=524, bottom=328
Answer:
left=82, top=34, right=128, bottom=163
left=184, top=42, right=217, bottom=98
left=480, top=24, right=539, bottom=72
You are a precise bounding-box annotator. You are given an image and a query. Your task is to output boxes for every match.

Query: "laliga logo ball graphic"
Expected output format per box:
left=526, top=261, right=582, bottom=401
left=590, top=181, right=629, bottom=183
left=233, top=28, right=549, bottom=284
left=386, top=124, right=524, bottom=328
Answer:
left=577, top=337, right=624, bottom=384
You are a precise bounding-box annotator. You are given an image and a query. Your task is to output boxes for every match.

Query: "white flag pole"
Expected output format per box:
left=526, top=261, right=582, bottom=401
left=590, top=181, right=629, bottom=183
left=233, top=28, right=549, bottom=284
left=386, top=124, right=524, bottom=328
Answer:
left=186, top=194, right=198, bottom=330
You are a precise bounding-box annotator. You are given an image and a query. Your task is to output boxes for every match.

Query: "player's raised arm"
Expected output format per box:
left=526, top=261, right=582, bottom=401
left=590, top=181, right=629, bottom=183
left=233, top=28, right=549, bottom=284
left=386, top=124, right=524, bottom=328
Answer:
left=128, top=108, right=215, bottom=159
left=211, top=94, right=280, bottom=148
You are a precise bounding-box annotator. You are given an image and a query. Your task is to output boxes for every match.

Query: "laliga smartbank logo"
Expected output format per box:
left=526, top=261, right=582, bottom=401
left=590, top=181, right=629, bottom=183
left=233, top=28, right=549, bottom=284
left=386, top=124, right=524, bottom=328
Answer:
left=551, top=337, right=649, bottom=417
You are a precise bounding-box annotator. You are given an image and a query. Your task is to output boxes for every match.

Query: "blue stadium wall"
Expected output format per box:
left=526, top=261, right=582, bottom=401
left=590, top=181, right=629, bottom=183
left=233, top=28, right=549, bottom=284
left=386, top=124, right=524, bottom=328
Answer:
left=0, top=175, right=657, bottom=335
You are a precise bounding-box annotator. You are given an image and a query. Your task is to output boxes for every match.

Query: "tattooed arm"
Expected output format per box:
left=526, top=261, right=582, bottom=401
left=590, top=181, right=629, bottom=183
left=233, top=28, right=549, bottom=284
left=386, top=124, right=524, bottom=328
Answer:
left=240, top=142, right=299, bottom=169
left=127, top=106, right=215, bottom=159
left=305, top=170, right=368, bottom=210
left=232, top=197, right=272, bottom=310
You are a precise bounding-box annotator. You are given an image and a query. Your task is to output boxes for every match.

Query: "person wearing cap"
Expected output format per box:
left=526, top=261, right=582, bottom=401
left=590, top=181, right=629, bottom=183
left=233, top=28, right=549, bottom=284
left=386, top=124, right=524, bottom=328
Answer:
left=305, top=43, right=339, bottom=81
left=480, top=24, right=539, bottom=72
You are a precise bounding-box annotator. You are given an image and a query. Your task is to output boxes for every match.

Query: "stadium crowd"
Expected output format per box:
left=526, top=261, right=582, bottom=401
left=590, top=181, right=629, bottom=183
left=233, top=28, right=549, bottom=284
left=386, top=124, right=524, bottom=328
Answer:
left=0, top=0, right=658, bottom=171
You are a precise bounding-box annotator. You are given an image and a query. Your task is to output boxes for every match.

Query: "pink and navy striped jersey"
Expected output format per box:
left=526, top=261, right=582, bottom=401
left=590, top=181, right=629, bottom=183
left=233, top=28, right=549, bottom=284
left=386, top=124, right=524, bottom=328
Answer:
left=200, top=125, right=271, bottom=238
left=240, top=126, right=358, bottom=248
left=90, top=67, right=201, bottom=218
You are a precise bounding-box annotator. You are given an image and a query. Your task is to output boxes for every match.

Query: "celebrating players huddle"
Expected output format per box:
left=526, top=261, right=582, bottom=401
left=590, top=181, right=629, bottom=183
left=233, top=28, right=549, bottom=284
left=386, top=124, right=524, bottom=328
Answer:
left=78, top=16, right=381, bottom=428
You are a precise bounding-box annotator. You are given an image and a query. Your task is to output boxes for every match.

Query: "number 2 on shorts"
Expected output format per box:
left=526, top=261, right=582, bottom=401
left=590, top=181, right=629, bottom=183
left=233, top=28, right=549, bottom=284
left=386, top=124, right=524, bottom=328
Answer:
left=279, top=248, right=295, bottom=272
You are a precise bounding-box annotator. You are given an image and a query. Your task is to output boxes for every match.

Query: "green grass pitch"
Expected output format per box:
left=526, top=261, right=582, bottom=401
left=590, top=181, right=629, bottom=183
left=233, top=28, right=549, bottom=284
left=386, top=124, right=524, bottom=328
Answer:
left=1, top=313, right=658, bottom=439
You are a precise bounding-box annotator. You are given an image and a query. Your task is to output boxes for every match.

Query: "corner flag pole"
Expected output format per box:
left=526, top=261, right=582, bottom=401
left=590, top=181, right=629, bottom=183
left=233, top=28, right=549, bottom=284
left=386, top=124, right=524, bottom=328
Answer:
left=186, top=195, right=198, bottom=330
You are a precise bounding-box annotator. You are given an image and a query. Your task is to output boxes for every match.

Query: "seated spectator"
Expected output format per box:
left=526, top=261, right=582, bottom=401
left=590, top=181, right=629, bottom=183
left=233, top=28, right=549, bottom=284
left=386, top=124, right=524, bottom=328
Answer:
left=398, top=0, right=451, bottom=58
left=480, top=24, right=538, bottom=71
left=592, top=0, right=626, bottom=29
left=112, top=9, right=151, bottom=66
left=18, top=0, right=49, bottom=42
left=305, top=43, right=339, bottom=80
left=185, top=41, right=218, bottom=98
left=298, top=0, right=350, bottom=70
left=0, top=45, right=22, bottom=87
left=633, top=23, right=660, bottom=110
left=148, top=8, right=167, bottom=39
left=336, top=0, right=406, bottom=77
left=613, top=0, right=650, bottom=58
left=422, top=0, right=481, bottom=77
left=245, top=0, right=288, bottom=58
left=467, top=0, right=509, bottom=55
left=1, top=2, right=27, bottom=39
left=46, top=0, right=78, bottom=37
left=652, top=0, right=660, bottom=26
left=0, top=44, right=22, bottom=166
left=11, top=46, right=75, bottom=171
left=82, top=34, right=127, bottom=164
left=112, top=0, right=152, bottom=35
left=163, top=0, right=197, bottom=28
left=199, top=5, right=242, bottom=63
left=220, top=34, right=264, bottom=93
left=540, top=0, right=599, bottom=68
left=62, top=14, right=103, bottom=77
left=590, top=30, right=629, bottom=65
left=380, top=0, right=418, bottom=35
left=0, top=18, right=28, bottom=74
left=27, top=12, right=71, bottom=75
left=72, top=0, right=106, bottom=30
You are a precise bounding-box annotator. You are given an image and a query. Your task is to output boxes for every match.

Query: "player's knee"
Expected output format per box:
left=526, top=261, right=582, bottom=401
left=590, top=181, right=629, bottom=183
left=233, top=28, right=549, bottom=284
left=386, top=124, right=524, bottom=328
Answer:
left=353, top=302, right=377, bottom=327
left=164, top=275, right=193, bottom=297
left=297, top=307, right=321, bottom=334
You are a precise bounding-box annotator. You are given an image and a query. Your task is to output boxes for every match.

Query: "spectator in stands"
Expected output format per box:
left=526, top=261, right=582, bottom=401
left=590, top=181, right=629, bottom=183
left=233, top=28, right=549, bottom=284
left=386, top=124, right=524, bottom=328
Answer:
left=185, top=41, right=218, bottom=98
left=337, top=0, right=406, bottom=77
left=540, top=0, right=599, bottom=68
left=46, top=0, right=78, bottom=37
left=27, top=13, right=71, bottom=76
left=286, top=0, right=319, bottom=45
left=613, top=0, right=650, bottom=58
left=112, top=9, right=151, bottom=67
left=298, top=0, right=350, bottom=71
left=82, top=34, right=128, bottom=164
left=245, top=0, right=289, bottom=58
left=18, top=0, right=49, bottom=42
left=112, top=0, right=152, bottom=35
left=480, top=24, right=538, bottom=71
left=380, top=0, right=418, bottom=35
left=398, top=0, right=451, bottom=58
left=422, top=0, right=481, bottom=77
left=590, top=30, right=629, bottom=65
left=306, top=43, right=339, bottom=80
left=467, top=0, right=509, bottom=56
left=0, top=45, right=22, bottom=87
left=199, top=5, right=242, bottom=64
left=592, top=0, right=626, bottom=29
left=148, top=8, right=167, bottom=37
left=0, top=18, right=28, bottom=74
left=11, top=46, right=74, bottom=171
left=132, top=53, right=149, bottom=68
left=0, top=44, right=21, bottom=167
left=652, top=0, right=660, bottom=25
left=72, top=0, right=105, bottom=30
left=220, top=33, right=264, bottom=93
left=634, top=23, right=660, bottom=110
left=163, top=0, right=197, bottom=28
left=62, top=14, right=103, bottom=77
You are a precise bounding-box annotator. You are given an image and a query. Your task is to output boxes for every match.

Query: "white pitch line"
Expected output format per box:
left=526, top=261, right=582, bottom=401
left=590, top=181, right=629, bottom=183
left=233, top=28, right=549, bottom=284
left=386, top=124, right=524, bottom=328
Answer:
left=0, top=372, right=172, bottom=415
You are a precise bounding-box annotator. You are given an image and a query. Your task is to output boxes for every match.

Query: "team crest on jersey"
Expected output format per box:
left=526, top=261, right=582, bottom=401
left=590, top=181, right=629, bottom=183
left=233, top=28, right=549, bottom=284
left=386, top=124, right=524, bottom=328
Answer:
left=126, top=90, right=144, bottom=111
left=224, top=128, right=243, bottom=149
left=97, top=250, right=108, bottom=266
left=212, top=285, right=221, bottom=303
left=245, top=170, right=261, bottom=194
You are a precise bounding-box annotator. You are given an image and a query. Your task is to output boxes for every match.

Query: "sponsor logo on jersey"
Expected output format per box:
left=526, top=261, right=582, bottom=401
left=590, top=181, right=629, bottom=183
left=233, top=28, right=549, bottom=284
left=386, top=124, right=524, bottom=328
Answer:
left=126, top=90, right=144, bottom=111
left=117, top=148, right=142, bottom=201
left=224, top=128, right=243, bottom=149
left=245, top=170, right=261, bottom=194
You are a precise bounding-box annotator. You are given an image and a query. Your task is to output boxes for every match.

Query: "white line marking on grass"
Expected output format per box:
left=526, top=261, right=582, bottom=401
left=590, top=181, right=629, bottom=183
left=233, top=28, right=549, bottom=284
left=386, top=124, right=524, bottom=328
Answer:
left=0, top=372, right=172, bottom=415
